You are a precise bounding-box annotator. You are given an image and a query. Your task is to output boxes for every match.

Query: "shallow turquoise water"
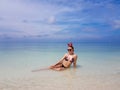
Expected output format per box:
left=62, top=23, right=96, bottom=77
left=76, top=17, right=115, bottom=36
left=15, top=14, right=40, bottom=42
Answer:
left=0, top=42, right=120, bottom=76
left=0, top=42, right=120, bottom=90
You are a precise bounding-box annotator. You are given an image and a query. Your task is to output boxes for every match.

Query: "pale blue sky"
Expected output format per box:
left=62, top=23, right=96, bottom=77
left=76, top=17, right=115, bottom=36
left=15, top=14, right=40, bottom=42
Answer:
left=0, top=0, right=120, bottom=42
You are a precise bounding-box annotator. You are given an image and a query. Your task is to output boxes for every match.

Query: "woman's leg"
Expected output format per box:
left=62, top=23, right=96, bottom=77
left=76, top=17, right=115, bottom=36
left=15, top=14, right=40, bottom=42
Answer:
left=50, top=64, right=67, bottom=71
left=52, top=67, right=65, bottom=71
left=50, top=62, right=63, bottom=68
left=50, top=63, right=62, bottom=69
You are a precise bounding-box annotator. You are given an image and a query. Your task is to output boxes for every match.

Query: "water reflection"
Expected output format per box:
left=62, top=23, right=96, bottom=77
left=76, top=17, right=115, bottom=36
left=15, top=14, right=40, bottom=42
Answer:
left=60, top=65, right=81, bottom=90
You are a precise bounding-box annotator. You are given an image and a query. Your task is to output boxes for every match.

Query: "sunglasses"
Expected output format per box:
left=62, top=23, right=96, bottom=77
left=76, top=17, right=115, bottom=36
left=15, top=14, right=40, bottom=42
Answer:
left=67, top=49, right=72, bottom=51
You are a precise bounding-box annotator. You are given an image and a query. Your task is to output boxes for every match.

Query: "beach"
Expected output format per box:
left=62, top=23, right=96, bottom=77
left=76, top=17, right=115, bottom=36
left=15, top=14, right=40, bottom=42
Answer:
left=0, top=42, right=120, bottom=90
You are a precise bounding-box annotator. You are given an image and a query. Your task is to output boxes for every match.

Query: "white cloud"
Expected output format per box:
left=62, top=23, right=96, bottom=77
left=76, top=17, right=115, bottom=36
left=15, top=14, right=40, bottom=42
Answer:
left=0, top=0, right=120, bottom=41
left=47, top=16, right=56, bottom=24
left=81, top=27, right=97, bottom=32
left=0, top=0, right=79, bottom=38
left=0, top=0, right=71, bottom=38
left=77, top=34, right=102, bottom=39
left=112, top=20, right=120, bottom=29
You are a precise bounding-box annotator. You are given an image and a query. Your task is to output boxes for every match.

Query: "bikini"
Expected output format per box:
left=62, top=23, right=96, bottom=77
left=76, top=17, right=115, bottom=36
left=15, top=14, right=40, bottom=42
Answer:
left=65, top=56, right=74, bottom=63
left=61, top=64, right=66, bottom=68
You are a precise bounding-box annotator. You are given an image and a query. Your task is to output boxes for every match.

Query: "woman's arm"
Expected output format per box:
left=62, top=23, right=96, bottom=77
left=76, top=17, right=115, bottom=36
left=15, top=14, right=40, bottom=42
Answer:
left=73, top=55, right=77, bottom=67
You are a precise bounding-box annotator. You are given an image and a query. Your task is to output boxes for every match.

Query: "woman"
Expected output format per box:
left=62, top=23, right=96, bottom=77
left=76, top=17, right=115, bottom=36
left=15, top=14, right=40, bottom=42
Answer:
left=50, top=42, right=77, bottom=71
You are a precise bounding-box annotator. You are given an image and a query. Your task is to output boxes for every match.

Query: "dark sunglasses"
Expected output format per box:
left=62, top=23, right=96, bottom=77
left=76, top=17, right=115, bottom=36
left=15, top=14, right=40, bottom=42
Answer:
left=67, top=49, right=72, bottom=51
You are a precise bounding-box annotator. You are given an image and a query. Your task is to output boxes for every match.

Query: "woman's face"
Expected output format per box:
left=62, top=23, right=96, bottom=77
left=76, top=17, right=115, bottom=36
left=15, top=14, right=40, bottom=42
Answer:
left=67, top=47, right=74, bottom=54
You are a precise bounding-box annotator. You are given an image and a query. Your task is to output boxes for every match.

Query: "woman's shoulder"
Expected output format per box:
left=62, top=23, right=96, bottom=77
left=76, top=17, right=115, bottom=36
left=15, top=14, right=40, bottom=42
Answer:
left=73, top=53, right=77, bottom=58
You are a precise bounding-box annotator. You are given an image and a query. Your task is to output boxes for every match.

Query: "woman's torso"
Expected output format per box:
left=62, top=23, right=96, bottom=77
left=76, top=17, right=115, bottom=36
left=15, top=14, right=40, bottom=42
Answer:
left=62, top=53, right=75, bottom=68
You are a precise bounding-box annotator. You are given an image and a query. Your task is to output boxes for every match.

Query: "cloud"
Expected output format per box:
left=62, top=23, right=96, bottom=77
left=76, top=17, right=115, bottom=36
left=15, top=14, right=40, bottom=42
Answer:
left=81, top=27, right=97, bottom=32
left=111, top=20, right=120, bottom=29
left=0, top=17, right=4, bottom=21
left=78, top=34, right=102, bottom=40
left=47, top=16, right=56, bottom=24
left=0, top=0, right=120, bottom=42
left=0, top=0, right=64, bottom=37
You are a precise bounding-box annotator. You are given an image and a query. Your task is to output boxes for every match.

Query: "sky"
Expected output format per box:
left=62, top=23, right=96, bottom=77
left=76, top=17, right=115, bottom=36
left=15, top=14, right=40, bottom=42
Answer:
left=0, top=0, right=120, bottom=42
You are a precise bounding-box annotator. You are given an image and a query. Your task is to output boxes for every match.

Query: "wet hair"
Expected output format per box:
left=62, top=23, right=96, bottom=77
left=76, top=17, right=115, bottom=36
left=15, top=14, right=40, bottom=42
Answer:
left=67, top=42, right=74, bottom=50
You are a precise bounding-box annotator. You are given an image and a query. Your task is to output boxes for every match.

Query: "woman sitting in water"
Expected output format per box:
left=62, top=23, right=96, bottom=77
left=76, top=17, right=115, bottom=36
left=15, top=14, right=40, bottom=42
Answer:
left=50, top=42, right=77, bottom=71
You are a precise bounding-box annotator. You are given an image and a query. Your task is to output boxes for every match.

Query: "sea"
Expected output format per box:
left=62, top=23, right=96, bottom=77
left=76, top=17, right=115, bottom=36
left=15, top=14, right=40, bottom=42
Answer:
left=0, top=41, right=120, bottom=90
